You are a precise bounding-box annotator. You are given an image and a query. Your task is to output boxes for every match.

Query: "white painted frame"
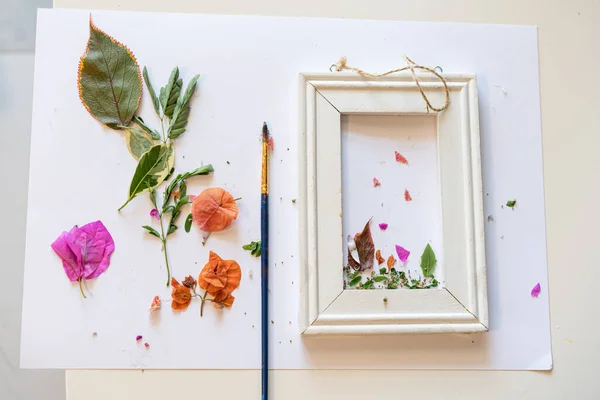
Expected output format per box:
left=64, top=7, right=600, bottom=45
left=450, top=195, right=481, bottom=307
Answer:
left=298, top=72, right=488, bottom=335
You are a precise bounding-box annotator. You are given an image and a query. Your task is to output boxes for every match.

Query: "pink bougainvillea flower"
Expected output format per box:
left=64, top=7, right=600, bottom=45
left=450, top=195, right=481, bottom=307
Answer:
left=404, top=189, right=412, bottom=201
left=150, top=209, right=159, bottom=220
left=531, top=283, right=541, bottom=297
left=373, top=178, right=381, bottom=187
left=395, top=245, right=410, bottom=263
left=378, top=223, right=388, bottom=230
left=149, top=295, right=161, bottom=312
left=51, top=221, right=115, bottom=297
left=395, top=151, right=408, bottom=164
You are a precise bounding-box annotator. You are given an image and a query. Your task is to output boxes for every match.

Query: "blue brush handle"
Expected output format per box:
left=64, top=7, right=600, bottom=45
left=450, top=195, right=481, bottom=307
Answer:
left=261, top=192, right=269, bottom=400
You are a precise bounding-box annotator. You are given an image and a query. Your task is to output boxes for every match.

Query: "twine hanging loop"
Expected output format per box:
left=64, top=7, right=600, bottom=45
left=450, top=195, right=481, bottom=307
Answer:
left=330, top=56, right=450, bottom=113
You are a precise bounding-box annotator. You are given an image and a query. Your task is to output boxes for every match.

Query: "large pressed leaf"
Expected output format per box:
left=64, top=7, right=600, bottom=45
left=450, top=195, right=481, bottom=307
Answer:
left=119, top=144, right=174, bottom=210
left=78, top=16, right=142, bottom=129
left=420, top=244, right=437, bottom=277
left=124, top=126, right=154, bottom=160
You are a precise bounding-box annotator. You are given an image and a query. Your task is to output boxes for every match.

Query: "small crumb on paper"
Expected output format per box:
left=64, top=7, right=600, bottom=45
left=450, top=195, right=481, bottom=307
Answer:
left=373, top=177, right=381, bottom=187
left=249, top=270, right=253, bottom=280
left=292, top=199, right=297, bottom=204
left=92, top=332, right=97, bottom=337
left=136, top=335, right=143, bottom=341
left=531, top=283, right=541, bottom=297
left=494, top=84, right=508, bottom=95
left=144, top=343, right=150, bottom=348
left=394, top=151, right=408, bottom=164
left=487, top=215, right=494, bottom=222
left=506, top=199, right=517, bottom=209
left=404, top=189, right=412, bottom=202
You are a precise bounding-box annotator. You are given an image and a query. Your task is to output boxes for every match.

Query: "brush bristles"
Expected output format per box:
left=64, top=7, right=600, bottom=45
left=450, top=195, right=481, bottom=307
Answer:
left=262, top=122, right=270, bottom=141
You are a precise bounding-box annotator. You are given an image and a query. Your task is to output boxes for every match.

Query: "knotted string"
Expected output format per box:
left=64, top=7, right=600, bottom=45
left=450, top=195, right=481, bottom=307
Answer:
left=330, top=56, right=450, bottom=113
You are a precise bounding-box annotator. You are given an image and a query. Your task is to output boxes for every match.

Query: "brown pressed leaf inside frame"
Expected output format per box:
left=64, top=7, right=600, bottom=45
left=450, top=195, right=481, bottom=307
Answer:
left=348, top=219, right=375, bottom=271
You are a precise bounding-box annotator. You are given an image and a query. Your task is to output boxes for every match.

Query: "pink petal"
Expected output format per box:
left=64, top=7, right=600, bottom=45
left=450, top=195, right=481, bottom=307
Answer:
left=136, top=335, right=143, bottom=341
left=373, top=178, right=381, bottom=187
left=78, top=221, right=115, bottom=279
left=531, top=283, right=541, bottom=297
left=404, top=189, right=412, bottom=201
left=51, top=231, right=83, bottom=281
left=395, top=245, right=410, bottom=263
left=378, top=223, right=388, bottom=230
left=188, top=195, right=196, bottom=201
left=268, top=137, right=274, bottom=151
left=150, top=209, right=160, bottom=220
left=395, top=151, right=408, bottom=164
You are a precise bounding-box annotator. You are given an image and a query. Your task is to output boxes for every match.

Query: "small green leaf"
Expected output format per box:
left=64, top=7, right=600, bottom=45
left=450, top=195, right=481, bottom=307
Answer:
left=420, top=243, right=437, bottom=277
left=133, top=116, right=161, bottom=140
left=142, top=225, right=160, bottom=238
left=180, top=165, right=214, bottom=179
left=388, top=283, right=398, bottom=289
left=124, top=126, right=153, bottom=160
left=119, top=144, right=174, bottom=211
left=167, top=224, right=178, bottom=235
left=164, top=78, right=182, bottom=118
left=163, top=205, right=175, bottom=214
left=379, top=268, right=387, bottom=275
left=373, top=276, right=388, bottom=282
left=168, top=74, right=200, bottom=139
left=242, top=241, right=261, bottom=257
left=179, top=181, right=187, bottom=199
left=349, top=275, right=362, bottom=287
left=149, top=189, right=157, bottom=208
left=363, top=280, right=374, bottom=289
left=506, top=199, right=517, bottom=208
left=184, top=213, right=193, bottom=233
left=143, top=66, right=161, bottom=116
left=160, top=67, right=179, bottom=114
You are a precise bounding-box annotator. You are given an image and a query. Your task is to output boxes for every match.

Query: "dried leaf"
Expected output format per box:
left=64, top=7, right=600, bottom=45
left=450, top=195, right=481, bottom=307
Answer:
left=394, top=151, right=408, bottom=164
left=507, top=199, right=517, bottom=209
left=420, top=244, right=437, bottom=277
left=376, top=250, right=385, bottom=265
left=191, top=188, right=239, bottom=232
left=531, top=283, right=541, bottom=297
left=149, top=295, right=161, bottom=311
left=373, top=177, right=381, bottom=187
left=387, top=255, right=396, bottom=270
left=77, top=16, right=142, bottom=129
left=348, top=219, right=375, bottom=271
left=171, top=278, right=192, bottom=310
left=395, top=245, right=410, bottom=263
left=404, top=189, right=412, bottom=201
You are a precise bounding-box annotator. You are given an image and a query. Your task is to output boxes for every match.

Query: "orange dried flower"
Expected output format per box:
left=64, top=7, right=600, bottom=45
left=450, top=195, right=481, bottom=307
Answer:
left=387, top=255, right=396, bottom=270
left=376, top=250, right=385, bottom=265
left=198, top=251, right=241, bottom=307
left=170, top=277, right=192, bottom=311
left=404, top=189, right=412, bottom=202
left=192, top=188, right=239, bottom=232
left=182, top=275, right=197, bottom=290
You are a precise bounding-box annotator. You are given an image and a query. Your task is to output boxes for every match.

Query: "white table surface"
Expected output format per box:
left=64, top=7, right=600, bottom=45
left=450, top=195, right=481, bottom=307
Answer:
left=49, top=0, right=600, bottom=398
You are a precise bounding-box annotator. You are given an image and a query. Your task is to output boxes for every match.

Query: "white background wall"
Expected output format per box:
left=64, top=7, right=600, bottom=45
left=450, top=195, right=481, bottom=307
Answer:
left=4, top=0, right=598, bottom=398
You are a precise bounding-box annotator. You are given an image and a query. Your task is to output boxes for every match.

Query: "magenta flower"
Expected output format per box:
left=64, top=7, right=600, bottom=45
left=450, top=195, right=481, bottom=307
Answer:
left=50, top=221, right=115, bottom=298
left=150, top=209, right=160, bottom=220
left=136, top=335, right=143, bottom=341
left=378, top=223, right=388, bottom=230
left=395, top=245, right=410, bottom=263
left=531, top=283, right=541, bottom=297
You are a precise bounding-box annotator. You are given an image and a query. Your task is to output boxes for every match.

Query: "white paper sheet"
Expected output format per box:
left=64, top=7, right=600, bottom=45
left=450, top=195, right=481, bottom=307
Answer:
left=21, top=9, right=550, bottom=370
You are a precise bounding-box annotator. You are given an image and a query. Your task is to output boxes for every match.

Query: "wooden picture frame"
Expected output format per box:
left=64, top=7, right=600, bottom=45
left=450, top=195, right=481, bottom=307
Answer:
left=298, top=72, right=488, bottom=335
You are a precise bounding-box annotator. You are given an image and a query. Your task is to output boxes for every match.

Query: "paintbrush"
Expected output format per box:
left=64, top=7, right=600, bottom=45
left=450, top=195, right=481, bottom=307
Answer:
left=260, top=122, right=270, bottom=400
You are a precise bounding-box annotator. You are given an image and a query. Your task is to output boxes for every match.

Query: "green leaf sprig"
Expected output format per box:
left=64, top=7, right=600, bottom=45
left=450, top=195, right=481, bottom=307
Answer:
left=242, top=241, right=261, bottom=257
